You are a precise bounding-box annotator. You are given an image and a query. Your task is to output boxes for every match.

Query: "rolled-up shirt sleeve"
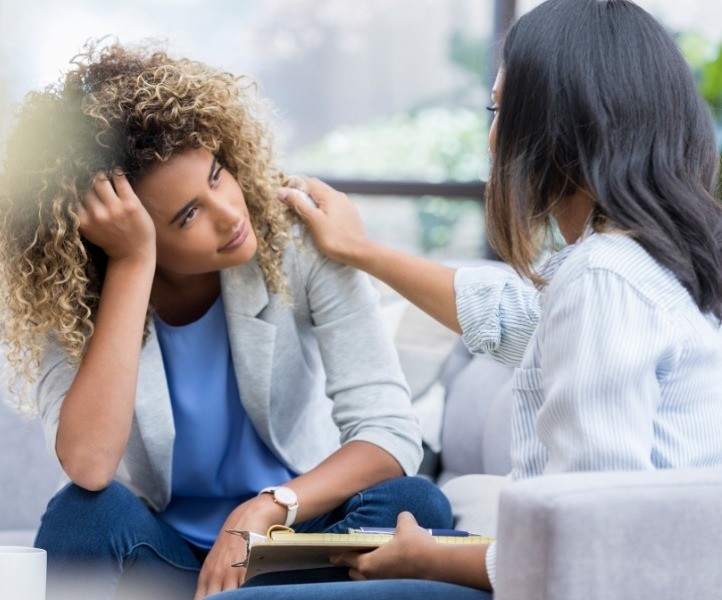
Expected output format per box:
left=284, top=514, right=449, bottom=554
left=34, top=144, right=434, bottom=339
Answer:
left=485, top=540, right=498, bottom=589
left=454, top=266, right=541, bottom=367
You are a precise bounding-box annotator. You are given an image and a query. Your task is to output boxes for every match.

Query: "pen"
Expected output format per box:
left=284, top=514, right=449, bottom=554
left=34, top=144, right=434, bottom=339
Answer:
left=348, top=527, right=479, bottom=537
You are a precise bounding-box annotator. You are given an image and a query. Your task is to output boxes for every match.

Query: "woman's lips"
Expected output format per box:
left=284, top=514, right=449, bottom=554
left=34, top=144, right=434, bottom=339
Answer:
left=219, top=220, right=249, bottom=252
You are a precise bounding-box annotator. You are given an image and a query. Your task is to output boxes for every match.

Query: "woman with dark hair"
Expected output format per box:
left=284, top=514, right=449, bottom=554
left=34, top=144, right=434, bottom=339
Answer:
left=212, top=0, right=722, bottom=597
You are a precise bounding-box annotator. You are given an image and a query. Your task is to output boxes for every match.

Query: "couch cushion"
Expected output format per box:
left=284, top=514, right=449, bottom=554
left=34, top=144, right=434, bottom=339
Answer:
left=0, top=402, right=61, bottom=531
left=440, top=473, right=508, bottom=536
left=0, top=529, right=37, bottom=547
left=438, top=344, right=514, bottom=484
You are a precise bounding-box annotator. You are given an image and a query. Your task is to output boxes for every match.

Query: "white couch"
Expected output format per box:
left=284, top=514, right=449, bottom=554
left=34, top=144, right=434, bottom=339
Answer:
left=494, top=467, right=722, bottom=599
left=0, top=401, right=61, bottom=547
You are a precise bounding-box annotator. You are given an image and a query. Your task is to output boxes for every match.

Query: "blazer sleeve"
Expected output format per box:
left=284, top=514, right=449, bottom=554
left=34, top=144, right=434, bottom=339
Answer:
left=295, top=238, right=423, bottom=476
left=34, top=340, right=75, bottom=464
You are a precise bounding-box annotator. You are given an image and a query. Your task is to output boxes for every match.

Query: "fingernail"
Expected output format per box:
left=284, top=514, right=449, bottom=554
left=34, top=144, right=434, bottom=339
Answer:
left=285, top=175, right=307, bottom=192
left=294, top=189, right=318, bottom=208
left=276, top=189, right=289, bottom=202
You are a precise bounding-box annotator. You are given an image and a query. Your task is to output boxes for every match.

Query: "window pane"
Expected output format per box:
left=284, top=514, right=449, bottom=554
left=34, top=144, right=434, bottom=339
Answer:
left=353, top=195, right=485, bottom=260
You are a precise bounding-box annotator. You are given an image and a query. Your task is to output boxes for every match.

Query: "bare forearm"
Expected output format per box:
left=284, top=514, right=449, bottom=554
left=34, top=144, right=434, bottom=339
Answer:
left=346, top=241, right=461, bottom=334
left=282, top=441, right=404, bottom=523
left=424, top=543, right=491, bottom=591
left=56, top=255, right=155, bottom=489
left=289, top=441, right=403, bottom=521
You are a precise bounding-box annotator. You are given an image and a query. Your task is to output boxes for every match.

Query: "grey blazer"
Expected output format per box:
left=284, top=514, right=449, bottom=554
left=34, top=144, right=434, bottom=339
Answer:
left=36, top=235, right=422, bottom=511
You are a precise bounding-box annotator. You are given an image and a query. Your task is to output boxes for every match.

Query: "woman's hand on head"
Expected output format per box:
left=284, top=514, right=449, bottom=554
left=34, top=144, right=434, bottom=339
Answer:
left=76, top=169, right=156, bottom=264
left=331, top=512, right=437, bottom=581
left=277, top=176, right=371, bottom=267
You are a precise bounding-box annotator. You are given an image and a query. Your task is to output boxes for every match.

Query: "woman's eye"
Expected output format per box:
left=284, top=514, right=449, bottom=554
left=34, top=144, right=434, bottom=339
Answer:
left=486, top=105, right=499, bottom=115
left=180, top=206, right=198, bottom=227
left=212, top=162, right=224, bottom=182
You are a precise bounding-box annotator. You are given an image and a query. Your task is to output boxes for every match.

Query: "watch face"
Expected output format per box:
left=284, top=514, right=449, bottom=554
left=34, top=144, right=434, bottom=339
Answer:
left=274, top=486, right=298, bottom=506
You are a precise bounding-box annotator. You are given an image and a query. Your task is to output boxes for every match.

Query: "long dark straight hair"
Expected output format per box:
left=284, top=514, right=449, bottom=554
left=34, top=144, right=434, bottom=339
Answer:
left=486, top=0, right=722, bottom=318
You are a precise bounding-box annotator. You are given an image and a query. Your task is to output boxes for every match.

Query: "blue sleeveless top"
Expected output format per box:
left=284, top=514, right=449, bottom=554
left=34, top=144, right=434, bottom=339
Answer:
left=154, top=296, right=295, bottom=548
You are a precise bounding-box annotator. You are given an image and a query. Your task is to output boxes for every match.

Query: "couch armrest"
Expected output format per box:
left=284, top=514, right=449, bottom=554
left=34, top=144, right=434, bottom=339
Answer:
left=495, top=468, right=722, bottom=600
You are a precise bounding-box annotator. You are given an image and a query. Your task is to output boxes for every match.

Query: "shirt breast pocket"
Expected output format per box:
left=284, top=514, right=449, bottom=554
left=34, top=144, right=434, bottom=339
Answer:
left=513, top=366, right=544, bottom=402
left=510, top=367, right=547, bottom=478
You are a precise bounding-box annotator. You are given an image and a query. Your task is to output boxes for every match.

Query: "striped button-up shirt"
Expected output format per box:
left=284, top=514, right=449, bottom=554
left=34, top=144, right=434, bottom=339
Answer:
left=457, top=232, right=722, bottom=479
left=456, top=232, right=722, bottom=587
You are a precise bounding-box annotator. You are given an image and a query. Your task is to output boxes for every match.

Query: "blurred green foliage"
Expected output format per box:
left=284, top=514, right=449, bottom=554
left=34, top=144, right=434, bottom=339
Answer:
left=285, top=24, right=491, bottom=256
left=287, top=107, right=486, bottom=181
left=449, top=31, right=488, bottom=88
left=287, top=107, right=487, bottom=254
left=678, top=32, right=722, bottom=152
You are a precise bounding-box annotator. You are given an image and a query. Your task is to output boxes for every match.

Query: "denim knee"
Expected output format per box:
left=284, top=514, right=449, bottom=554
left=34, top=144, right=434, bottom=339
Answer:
left=36, top=481, right=145, bottom=555
left=368, top=477, right=453, bottom=529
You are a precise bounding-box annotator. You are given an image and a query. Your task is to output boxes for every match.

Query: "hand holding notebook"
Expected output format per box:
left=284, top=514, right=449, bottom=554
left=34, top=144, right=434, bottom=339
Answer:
left=228, top=512, right=494, bottom=580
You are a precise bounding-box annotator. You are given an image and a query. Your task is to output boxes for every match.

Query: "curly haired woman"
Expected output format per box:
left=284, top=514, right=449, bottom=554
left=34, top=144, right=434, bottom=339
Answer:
left=0, top=43, right=451, bottom=600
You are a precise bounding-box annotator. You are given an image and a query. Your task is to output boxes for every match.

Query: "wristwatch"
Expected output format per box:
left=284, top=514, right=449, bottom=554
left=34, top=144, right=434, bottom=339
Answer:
left=258, top=486, right=299, bottom=527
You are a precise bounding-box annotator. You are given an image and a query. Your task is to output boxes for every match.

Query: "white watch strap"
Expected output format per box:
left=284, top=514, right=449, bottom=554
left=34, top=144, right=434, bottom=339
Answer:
left=284, top=502, right=298, bottom=528
left=259, top=487, right=298, bottom=528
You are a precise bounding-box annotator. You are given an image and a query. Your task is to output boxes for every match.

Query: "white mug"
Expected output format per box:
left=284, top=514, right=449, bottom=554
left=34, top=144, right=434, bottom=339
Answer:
left=0, top=546, right=46, bottom=600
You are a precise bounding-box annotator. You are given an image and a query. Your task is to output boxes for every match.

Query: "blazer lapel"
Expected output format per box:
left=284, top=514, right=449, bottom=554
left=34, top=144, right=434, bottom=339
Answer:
left=221, top=260, right=277, bottom=448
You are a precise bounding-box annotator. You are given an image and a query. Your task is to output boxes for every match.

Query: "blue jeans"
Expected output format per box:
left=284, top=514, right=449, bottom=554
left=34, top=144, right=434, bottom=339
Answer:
left=208, top=579, right=493, bottom=600
left=35, top=476, right=451, bottom=599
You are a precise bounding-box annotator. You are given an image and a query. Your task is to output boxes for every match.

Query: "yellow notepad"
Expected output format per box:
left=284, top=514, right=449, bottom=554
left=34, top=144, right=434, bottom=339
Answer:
left=228, top=525, right=495, bottom=579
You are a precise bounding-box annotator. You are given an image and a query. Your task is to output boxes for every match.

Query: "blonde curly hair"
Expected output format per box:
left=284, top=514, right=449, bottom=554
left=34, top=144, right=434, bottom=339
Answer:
left=0, top=42, right=292, bottom=404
